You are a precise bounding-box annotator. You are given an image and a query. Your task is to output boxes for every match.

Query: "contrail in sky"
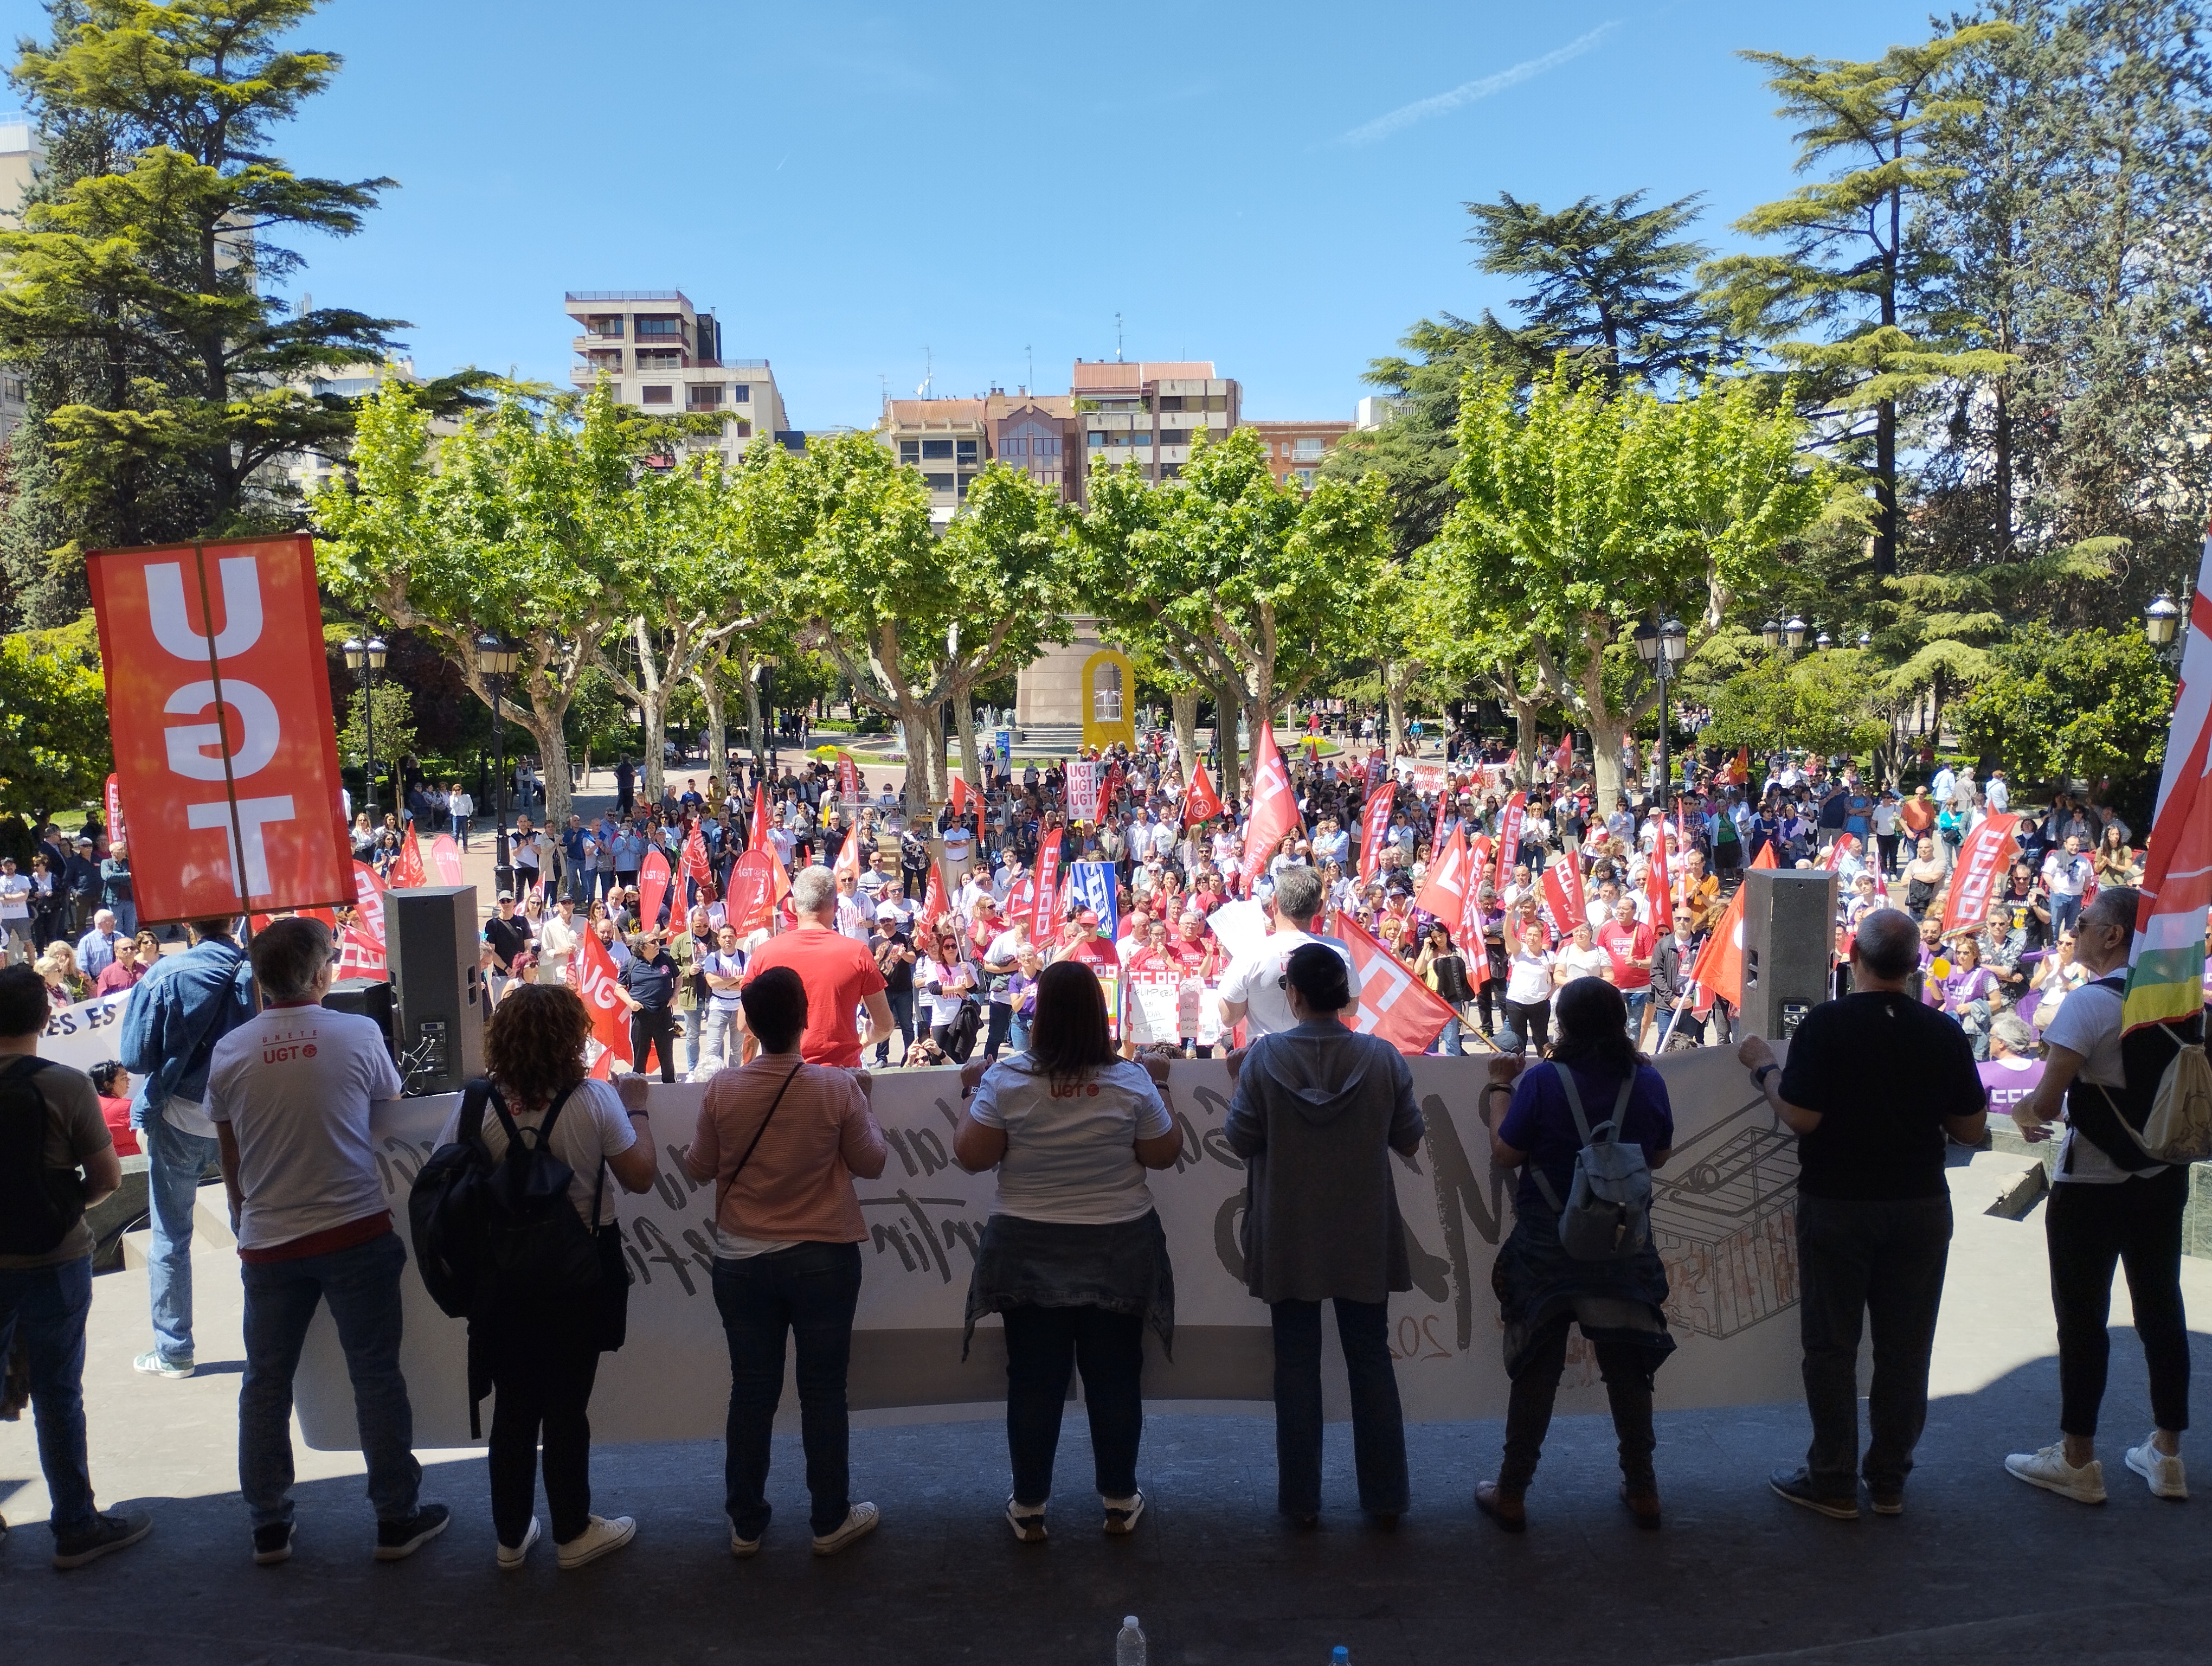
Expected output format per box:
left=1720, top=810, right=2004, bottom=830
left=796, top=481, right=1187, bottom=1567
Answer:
left=1340, top=23, right=1623, bottom=146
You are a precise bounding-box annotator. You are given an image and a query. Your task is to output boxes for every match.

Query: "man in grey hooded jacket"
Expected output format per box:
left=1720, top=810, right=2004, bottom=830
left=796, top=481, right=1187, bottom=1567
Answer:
left=1225, top=942, right=1424, bottom=1528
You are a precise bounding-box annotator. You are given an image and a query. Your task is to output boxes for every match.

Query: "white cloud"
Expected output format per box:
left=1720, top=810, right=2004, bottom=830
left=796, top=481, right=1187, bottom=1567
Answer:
left=1340, top=23, right=1623, bottom=147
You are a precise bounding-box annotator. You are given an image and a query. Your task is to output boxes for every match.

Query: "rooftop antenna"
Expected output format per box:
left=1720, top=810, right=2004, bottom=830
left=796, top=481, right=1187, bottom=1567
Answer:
left=1115, top=313, right=1123, bottom=363
left=1026, top=343, right=1033, bottom=394
left=915, top=346, right=931, bottom=399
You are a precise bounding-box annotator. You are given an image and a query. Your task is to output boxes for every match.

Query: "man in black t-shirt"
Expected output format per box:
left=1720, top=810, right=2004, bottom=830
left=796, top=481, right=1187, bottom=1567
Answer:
left=481, top=893, right=532, bottom=1005
left=1738, top=908, right=1986, bottom=1520
left=615, top=928, right=680, bottom=1083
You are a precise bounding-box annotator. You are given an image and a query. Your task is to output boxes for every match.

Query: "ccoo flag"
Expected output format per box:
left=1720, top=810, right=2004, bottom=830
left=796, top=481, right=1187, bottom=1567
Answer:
left=2125, top=522, right=2212, bottom=1033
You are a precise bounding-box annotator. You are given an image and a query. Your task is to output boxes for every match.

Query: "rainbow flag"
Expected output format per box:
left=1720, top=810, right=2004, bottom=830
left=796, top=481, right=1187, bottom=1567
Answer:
left=2124, top=522, right=2212, bottom=1033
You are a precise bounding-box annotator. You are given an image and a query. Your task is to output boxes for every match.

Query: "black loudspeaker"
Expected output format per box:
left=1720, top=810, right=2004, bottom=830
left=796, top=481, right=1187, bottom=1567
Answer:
left=323, top=978, right=396, bottom=1061
left=384, top=885, right=485, bottom=1094
left=1739, top=868, right=1840, bottom=1041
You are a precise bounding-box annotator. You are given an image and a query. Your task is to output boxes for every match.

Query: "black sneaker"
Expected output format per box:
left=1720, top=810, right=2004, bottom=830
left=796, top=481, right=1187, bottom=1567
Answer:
left=52, top=1508, right=153, bottom=1569
left=253, top=1521, right=294, bottom=1565
left=1769, top=1466, right=1860, bottom=1520
left=373, top=1503, right=450, bottom=1561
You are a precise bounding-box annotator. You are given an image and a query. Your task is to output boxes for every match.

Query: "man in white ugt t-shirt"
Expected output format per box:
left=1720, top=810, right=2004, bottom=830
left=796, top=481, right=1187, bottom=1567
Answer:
left=1217, top=867, right=1353, bottom=1041
left=204, top=916, right=443, bottom=1560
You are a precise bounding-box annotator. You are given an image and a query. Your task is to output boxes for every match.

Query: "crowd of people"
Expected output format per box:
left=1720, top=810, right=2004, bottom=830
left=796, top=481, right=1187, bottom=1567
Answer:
left=0, top=719, right=2190, bottom=1577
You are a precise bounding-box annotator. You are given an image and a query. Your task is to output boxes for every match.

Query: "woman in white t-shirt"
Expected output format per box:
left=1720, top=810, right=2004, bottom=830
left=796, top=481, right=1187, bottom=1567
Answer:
left=917, top=923, right=979, bottom=1061
left=1557, top=919, right=1612, bottom=985
left=953, top=960, right=1182, bottom=1542
left=1500, top=922, right=1558, bottom=1055
left=435, top=984, right=658, bottom=1571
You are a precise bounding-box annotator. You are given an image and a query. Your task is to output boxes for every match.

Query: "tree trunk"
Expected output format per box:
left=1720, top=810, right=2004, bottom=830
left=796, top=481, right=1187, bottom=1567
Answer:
left=1384, top=666, right=1406, bottom=759
left=628, top=620, right=668, bottom=806
left=898, top=694, right=941, bottom=824
left=1171, top=687, right=1199, bottom=773
left=696, top=655, right=729, bottom=794
left=1512, top=701, right=1540, bottom=790
left=957, top=684, right=983, bottom=793
left=1217, top=680, right=1243, bottom=802
left=1586, top=714, right=1628, bottom=808
left=511, top=711, right=577, bottom=830
left=743, top=667, right=766, bottom=782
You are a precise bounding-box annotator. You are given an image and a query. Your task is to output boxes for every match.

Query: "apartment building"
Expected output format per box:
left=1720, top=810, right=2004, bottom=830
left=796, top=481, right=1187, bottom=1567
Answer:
left=1070, top=359, right=1239, bottom=502
left=564, top=289, right=787, bottom=462
left=1248, top=419, right=1354, bottom=491
left=879, top=389, right=1078, bottom=523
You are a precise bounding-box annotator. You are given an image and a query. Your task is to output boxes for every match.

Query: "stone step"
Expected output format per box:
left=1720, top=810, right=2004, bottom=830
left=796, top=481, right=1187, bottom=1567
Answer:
left=117, top=1181, right=234, bottom=1271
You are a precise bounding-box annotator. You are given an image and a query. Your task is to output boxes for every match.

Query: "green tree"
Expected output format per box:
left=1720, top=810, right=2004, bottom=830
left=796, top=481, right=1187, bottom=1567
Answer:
left=1431, top=362, right=1823, bottom=804
left=316, top=383, right=646, bottom=829
left=336, top=679, right=415, bottom=803
left=1702, top=646, right=1890, bottom=761
left=1705, top=22, right=2015, bottom=575
left=1955, top=624, right=2174, bottom=797
left=0, top=612, right=109, bottom=815
left=1464, top=191, right=1738, bottom=388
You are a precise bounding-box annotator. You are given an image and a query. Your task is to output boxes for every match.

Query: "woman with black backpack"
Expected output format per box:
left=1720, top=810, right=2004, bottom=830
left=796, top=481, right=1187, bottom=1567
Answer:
left=432, top=984, right=658, bottom=1569
left=1478, top=976, right=1677, bottom=1531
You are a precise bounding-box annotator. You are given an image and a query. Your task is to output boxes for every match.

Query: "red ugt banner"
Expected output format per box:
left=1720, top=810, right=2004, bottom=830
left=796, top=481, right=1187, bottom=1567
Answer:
left=87, top=535, right=349, bottom=922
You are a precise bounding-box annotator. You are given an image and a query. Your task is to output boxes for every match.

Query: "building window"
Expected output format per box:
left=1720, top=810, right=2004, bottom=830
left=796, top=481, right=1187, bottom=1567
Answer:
left=636, top=316, right=681, bottom=338
left=636, top=349, right=683, bottom=369
left=586, top=315, right=623, bottom=337
left=1294, top=467, right=1316, bottom=486
left=1205, top=394, right=1227, bottom=411
left=1160, top=428, right=1189, bottom=446
left=921, top=438, right=952, bottom=460
left=955, top=438, right=978, bottom=464
left=1003, top=436, right=1026, bottom=457
left=956, top=471, right=975, bottom=497
left=1159, top=463, right=1181, bottom=479
left=899, top=439, right=921, bottom=464
left=730, top=384, right=750, bottom=403
left=1157, top=395, right=1184, bottom=412
left=1088, top=431, right=1108, bottom=448
left=1293, top=438, right=1326, bottom=461
left=642, top=385, right=673, bottom=405
left=732, top=419, right=751, bottom=437
left=1130, top=431, right=1152, bottom=447
left=924, top=472, right=955, bottom=490
left=688, top=385, right=725, bottom=408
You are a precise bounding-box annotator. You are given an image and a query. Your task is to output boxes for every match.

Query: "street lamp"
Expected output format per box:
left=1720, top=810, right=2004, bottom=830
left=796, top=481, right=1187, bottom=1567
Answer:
left=1761, top=619, right=1782, bottom=651
left=753, top=656, right=780, bottom=780
left=1634, top=613, right=1689, bottom=812
left=1784, top=616, right=1807, bottom=654
left=341, top=635, right=388, bottom=822
left=1815, top=630, right=1833, bottom=652
left=2145, top=590, right=2181, bottom=650
left=1856, top=630, right=1872, bottom=650
left=475, top=633, right=519, bottom=896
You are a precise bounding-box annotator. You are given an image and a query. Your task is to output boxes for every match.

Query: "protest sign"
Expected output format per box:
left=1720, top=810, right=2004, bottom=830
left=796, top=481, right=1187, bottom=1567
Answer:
left=1411, top=764, right=1448, bottom=797
left=1938, top=814, right=2019, bottom=938
left=105, top=774, right=126, bottom=853
left=292, top=1045, right=1806, bottom=1449
left=1065, top=761, right=1102, bottom=825
left=86, top=534, right=349, bottom=921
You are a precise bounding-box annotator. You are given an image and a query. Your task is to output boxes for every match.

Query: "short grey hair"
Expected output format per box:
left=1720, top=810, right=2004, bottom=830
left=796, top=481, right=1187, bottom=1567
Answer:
left=1989, top=1012, right=2035, bottom=1055
left=1274, top=866, right=1323, bottom=924
left=790, top=866, right=838, bottom=916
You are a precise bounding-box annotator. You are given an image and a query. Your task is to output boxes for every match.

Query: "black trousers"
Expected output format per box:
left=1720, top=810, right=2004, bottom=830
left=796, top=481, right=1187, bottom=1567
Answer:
left=1500, top=1320, right=1657, bottom=1493
left=1269, top=1298, right=1407, bottom=1517
left=877, top=988, right=915, bottom=1065
left=484, top=1325, right=602, bottom=1546
left=632, top=1007, right=678, bottom=1082
left=2048, top=1165, right=2191, bottom=1437
left=1002, top=1305, right=1144, bottom=1506
left=1797, top=1193, right=1953, bottom=1497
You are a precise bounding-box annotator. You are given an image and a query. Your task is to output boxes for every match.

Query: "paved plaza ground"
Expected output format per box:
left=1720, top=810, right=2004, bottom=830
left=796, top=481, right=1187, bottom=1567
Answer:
left=9, top=1150, right=2212, bottom=1665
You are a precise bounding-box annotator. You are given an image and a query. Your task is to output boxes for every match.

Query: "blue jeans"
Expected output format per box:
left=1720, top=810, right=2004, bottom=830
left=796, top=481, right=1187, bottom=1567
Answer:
left=451, top=812, right=469, bottom=849
left=144, top=1113, right=220, bottom=1366
left=240, top=1231, right=421, bottom=1529
left=1008, top=1011, right=1031, bottom=1054
left=1269, top=1297, right=1409, bottom=1517
left=1622, top=988, right=1650, bottom=1040
left=0, top=1256, right=97, bottom=1536
left=713, top=1241, right=863, bottom=1538
left=1436, top=1013, right=1464, bottom=1056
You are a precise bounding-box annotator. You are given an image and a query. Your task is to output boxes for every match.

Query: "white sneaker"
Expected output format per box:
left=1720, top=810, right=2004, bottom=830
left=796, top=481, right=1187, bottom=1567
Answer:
left=555, top=1514, right=636, bottom=1569
left=2125, top=1434, right=2188, bottom=1500
left=2005, top=1443, right=2107, bottom=1503
left=132, top=1350, right=194, bottom=1380
left=497, top=1516, right=539, bottom=1569
left=729, top=1522, right=762, bottom=1559
left=1006, top=1496, right=1048, bottom=1543
left=811, top=1502, right=879, bottom=1556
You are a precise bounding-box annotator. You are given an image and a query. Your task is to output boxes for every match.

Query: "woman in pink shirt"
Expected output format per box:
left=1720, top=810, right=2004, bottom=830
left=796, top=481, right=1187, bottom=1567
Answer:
left=684, top=965, right=889, bottom=1558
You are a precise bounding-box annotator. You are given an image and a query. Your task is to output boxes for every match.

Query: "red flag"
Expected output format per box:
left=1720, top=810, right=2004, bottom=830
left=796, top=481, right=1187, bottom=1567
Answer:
left=1689, top=842, right=1779, bottom=1014
left=396, top=823, right=427, bottom=888
left=1938, top=814, right=2019, bottom=938
left=1431, top=780, right=1450, bottom=846
left=105, top=773, right=126, bottom=853
left=430, top=833, right=464, bottom=886
left=1493, top=792, right=1526, bottom=896
left=1555, top=734, right=1573, bottom=772
left=1359, top=785, right=1397, bottom=885
left=1364, top=749, right=1389, bottom=793
left=574, top=919, right=634, bottom=1076
left=835, top=751, right=859, bottom=802
left=1463, top=832, right=1494, bottom=957
left=833, top=820, right=861, bottom=883
left=639, top=847, right=672, bottom=931
left=350, top=860, right=387, bottom=948
left=1646, top=824, right=1672, bottom=928
left=749, top=784, right=773, bottom=852
left=1729, top=745, right=1751, bottom=787
left=949, top=773, right=968, bottom=818
left=680, top=824, right=711, bottom=883
left=1337, top=913, right=1455, bottom=1054
left=1182, top=762, right=1224, bottom=828
left=917, top=862, right=949, bottom=934
left=1413, top=828, right=1474, bottom=930
left=1540, top=865, right=1580, bottom=939
left=1030, top=828, right=1064, bottom=939
left=727, top=848, right=780, bottom=938
left=1819, top=832, right=1859, bottom=873
left=1240, top=722, right=1299, bottom=888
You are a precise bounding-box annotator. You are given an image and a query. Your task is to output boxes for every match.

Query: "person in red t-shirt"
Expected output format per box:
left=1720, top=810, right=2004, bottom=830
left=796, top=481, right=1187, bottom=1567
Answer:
left=1059, top=909, right=1121, bottom=977
left=741, top=869, right=894, bottom=1067
left=89, top=1060, right=141, bottom=1157
left=1596, top=894, right=1657, bottom=1043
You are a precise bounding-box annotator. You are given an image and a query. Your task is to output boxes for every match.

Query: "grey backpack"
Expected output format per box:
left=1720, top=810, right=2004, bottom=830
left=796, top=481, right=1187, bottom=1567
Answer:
left=1529, top=1062, right=1651, bottom=1263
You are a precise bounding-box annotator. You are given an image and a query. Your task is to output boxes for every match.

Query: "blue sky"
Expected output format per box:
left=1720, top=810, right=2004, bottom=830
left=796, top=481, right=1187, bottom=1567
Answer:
left=10, top=0, right=1949, bottom=429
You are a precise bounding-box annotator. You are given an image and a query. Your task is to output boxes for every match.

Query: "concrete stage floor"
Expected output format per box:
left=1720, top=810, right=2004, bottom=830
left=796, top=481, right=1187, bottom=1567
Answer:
left=9, top=1155, right=2212, bottom=1665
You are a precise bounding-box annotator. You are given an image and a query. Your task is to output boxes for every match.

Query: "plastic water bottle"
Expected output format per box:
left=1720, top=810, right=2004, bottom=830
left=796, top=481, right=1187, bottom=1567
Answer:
left=1116, top=1616, right=1147, bottom=1666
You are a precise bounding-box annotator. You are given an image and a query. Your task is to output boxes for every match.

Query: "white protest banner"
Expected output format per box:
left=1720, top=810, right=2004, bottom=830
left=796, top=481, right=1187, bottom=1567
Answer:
left=37, top=991, right=135, bottom=1075
left=1065, top=761, right=1102, bottom=825
left=1411, top=764, right=1448, bottom=798
left=293, top=1046, right=1805, bottom=1449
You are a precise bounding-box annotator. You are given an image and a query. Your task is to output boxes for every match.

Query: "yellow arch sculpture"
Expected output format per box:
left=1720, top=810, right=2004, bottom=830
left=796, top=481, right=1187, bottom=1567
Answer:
left=1081, top=648, right=1136, bottom=751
